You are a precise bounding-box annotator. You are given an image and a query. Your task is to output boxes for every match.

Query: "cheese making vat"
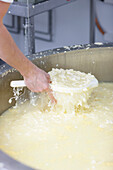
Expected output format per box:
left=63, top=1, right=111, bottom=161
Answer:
left=0, top=43, right=113, bottom=170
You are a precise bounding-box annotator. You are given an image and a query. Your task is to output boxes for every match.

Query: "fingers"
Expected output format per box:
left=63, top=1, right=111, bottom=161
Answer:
left=44, top=75, right=57, bottom=104
left=47, top=88, right=57, bottom=104
left=24, top=69, right=56, bottom=103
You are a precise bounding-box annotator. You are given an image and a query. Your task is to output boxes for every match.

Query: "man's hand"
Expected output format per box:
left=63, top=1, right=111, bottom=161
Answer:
left=0, top=1, right=56, bottom=104
left=23, top=64, right=57, bottom=103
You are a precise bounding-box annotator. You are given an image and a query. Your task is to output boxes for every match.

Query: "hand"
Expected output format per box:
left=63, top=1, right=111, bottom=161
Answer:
left=0, top=2, right=56, bottom=104
left=23, top=64, right=57, bottom=103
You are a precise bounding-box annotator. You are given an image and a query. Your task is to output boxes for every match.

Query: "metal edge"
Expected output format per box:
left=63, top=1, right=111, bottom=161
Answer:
left=0, top=42, right=113, bottom=76
left=0, top=151, right=34, bottom=170
left=28, top=42, right=113, bottom=60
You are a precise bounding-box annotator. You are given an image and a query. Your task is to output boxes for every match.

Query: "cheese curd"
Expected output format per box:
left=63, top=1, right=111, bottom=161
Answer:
left=0, top=83, right=113, bottom=170
left=0, top=69, right=113, bottom=170
left=49, top=69, right=98, bottom=93
left=49, top=69, right=98, bottom=113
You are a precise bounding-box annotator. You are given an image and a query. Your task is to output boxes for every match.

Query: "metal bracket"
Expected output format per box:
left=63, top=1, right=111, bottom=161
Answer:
left=90, top=0, right=96, bottom=44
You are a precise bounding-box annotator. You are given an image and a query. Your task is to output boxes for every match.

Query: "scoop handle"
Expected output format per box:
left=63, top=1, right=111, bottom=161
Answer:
left=10, top=80, right=26, bottom=87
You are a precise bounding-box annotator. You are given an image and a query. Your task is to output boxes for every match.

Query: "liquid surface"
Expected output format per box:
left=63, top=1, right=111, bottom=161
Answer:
left=0, top=83, right=113, bottom=170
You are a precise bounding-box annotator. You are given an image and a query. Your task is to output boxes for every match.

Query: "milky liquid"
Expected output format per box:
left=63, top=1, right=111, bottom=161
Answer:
left=0, top=83, right=113, bottom=170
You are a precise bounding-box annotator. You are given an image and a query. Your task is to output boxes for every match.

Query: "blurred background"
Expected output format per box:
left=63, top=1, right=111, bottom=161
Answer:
left=2, top=0, right=113, bottom=55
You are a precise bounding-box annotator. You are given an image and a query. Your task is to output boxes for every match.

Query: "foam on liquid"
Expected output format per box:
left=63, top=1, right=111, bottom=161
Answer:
left=0, top=69, right=113, bottom=170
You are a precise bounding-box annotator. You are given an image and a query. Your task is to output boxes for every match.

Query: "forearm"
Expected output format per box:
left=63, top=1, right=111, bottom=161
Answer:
left=0, top=2, right=56, bottom=102
left=0, top=23, right=35, bottom=77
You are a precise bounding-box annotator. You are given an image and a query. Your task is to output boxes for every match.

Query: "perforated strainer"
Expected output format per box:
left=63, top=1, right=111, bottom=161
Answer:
left=48, top=69, right=98, bottom=93
left=10, top=69, right=98, bottom=93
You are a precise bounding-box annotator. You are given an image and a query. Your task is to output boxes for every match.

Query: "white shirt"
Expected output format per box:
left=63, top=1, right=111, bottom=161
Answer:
left=0, top=0, right=13, bottom=3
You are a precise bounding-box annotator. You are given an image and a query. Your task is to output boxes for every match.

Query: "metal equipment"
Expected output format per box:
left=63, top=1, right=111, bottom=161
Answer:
left=6, top=0, right=99, bottom=53
left=7, top=0, right=77, bottom=55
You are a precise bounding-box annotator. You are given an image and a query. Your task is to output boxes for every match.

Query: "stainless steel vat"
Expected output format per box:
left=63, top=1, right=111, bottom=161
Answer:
left=0, top=43, right=113, bottom=170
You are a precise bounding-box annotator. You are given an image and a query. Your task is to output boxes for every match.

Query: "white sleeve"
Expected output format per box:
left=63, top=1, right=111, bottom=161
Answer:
left=0, top=0, right=13, bottom=3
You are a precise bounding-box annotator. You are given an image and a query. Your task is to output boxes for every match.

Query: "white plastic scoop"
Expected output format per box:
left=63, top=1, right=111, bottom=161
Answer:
left=10, top=69, right=98, bottom=92
left=49, top=69, right=98, bottom=93
left=10, top=80, right=26, bottom=88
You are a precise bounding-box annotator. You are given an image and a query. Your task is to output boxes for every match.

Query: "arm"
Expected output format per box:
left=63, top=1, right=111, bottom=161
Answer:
left=0, top=2, right=56, bottom=103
